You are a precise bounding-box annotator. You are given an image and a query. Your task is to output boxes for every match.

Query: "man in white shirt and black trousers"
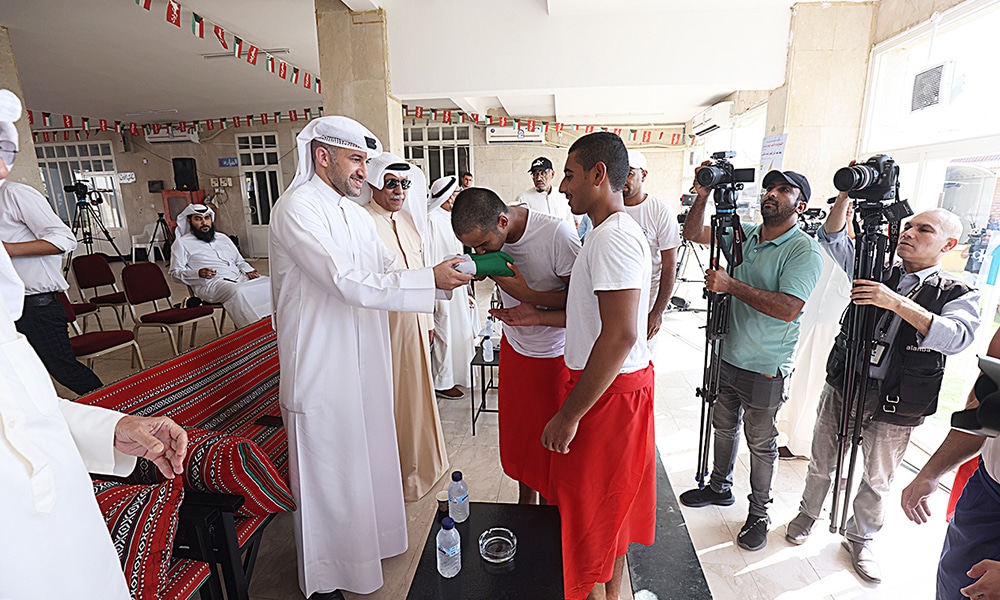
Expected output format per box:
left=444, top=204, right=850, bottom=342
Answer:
left=0, top=89, right=101, bottom=395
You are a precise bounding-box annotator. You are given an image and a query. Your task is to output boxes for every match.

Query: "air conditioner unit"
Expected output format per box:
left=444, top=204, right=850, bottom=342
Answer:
left=145, top=127, right=200, bottom=144
left=485, top=126, right=544, bottom=144
left=911, top=61, right=955, bottom=112
left=691, top=101, right=734, bottom=137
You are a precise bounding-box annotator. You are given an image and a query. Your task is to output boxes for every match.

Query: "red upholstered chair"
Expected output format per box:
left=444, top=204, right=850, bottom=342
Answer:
left=65, top=295, right=102, bottom=333
left=58, top=292, right=145, bottom=370
left=72, top=254, right=129, bottom=328
left=122, top=262, right=219, bottom=355
left=186, top=284, right=227, bottom=332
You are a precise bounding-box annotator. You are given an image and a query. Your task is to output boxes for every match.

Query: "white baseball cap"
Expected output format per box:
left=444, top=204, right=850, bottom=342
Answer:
left=627, top=149, right=647, bottom=171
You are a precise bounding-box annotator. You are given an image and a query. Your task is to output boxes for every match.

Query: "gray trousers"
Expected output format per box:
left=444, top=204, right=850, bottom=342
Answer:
left=798, top=381, right=913, bottom=542
left=709, top=360, right=789, bottom=517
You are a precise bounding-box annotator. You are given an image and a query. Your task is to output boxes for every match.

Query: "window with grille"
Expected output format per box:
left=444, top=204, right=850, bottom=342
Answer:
left=34, top=141, right=125, bottom=228
left=403, top=124, right=472, bottom=183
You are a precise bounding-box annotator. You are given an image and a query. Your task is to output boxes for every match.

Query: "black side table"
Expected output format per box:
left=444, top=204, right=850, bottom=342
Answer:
left=406, top=502, right=563, bottom=599
left=468, top=342, right=499, bottom=435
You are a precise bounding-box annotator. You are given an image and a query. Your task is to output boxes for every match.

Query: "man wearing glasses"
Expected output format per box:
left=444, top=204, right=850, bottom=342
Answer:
left=363, top=153, right=450, bottom=502
left=0, top=89, right=102, bottom=395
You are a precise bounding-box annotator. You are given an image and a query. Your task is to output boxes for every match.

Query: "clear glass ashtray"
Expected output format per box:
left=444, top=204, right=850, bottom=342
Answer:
left=478, top=527, right=517, bottom=563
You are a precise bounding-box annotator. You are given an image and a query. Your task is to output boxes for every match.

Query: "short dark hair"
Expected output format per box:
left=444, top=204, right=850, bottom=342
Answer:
left=451, top=188, right=508, bottom=236
left=460, top=171, right=473, bottom=179
left=568, top=132, right=628, bottom=192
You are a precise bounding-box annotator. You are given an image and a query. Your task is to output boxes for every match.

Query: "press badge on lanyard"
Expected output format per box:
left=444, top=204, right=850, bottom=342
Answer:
left=869, top=278, right=925, bottom=367
left=870, top=340, right=889, bottom=367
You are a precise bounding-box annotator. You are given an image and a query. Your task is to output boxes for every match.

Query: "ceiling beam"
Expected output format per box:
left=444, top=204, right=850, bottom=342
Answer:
left=341, top=0, right=381, bottom=12
left=450, top=97, right=493, bottom=117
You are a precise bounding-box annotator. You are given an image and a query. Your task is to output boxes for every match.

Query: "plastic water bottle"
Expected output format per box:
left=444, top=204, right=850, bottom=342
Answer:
left=481, top=336, right=494, bottom=362
left=478, top=316, right=495, bottom=338
left=436, top=517, right=461, bottom=578
left=448, top=471, right=470, bottom=523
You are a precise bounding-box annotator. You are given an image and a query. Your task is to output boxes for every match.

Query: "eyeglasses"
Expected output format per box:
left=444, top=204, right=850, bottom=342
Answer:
left=384, top=178, right=412, bottom=190
left=0, top=142, right=16, bottom=167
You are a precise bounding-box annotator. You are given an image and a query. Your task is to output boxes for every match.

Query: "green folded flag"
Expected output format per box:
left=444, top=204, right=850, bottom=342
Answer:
left=470, top=251, right=515, bottom=277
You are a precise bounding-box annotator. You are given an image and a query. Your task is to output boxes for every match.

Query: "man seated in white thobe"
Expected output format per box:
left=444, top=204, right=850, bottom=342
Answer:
left=168, top=204, right=272, bottom=328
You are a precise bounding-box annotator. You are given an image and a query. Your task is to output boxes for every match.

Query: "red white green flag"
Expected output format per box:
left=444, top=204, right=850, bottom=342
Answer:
left=152, top=123, right=162, bottom=134
left=136, top=0, right=151, bottom=10
left=233, top=37, right=244, bottom=58
left=274, top=112, right=282, bottom=123
left=192, top=13, right=205, bottom=38
left=63, top=115, right=73, bottom=128
left=470, top=113, right=479, bottom=124
left=415, top=106, right=423, bottom=118
left=166, top=0, right=181, bottom=27
left=206, top=119, right=214, bottom=131
left=612, top=128, right=622, bottom=137
left=26, top=110, right=33, bottom=125
left=290, top=67, right=300, bottom=84
left=278, top=61, right=287, bottom=80
left=556, top=122, right=564, bottom=132
left=527, top=119, right=536, bottom=132
left=265, top=54, right=275, bottom=73
left=99, top=119, right=108, bottom=131
left=671, top=133, right=681, bottom=144
left=214, top=25, right=228, bottom=50
left=289, top=110, right=298, bottom=122
left=81, top=117, right=90, bottom=131
left=114, top=121, right=123, bottom=133
left=499, top=116, right=507, bottom=127
left=585, top=125, right=594, bottom=133
left=318, top=106, right=324, bottom=116
left=642, top=130, right=651, bottom=143
left=246, top=44, right=259, bottom=65
left=246, top=115, right=254, bottom=127
left=233, top=116, right=242, bottom=128
left=220, top=118, right=228, bottom=129
left=443, top=110, right=451, bottom=123
left=315, top=78, right=322, bottom=94
left=303, top=72, right=312, bottom=90
left=129, top=122, right=139, bottom=136
left=304, top=108, right=313, bottom=120
left=260, top=113, right=269, bottom=124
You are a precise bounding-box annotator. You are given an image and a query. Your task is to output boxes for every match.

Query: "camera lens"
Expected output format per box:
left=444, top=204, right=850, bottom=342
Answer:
left=833, top=164, right=879, bottom=192
left=696, top=165, right=728, bottom=188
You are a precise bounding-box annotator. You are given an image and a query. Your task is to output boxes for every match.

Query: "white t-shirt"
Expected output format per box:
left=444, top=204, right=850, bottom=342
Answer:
left=513, top=187, right=574, bottom=226
left=982, top=436, right=1000, bottom=482
left=565, top=212, right=651, bottom=372
left=500, top=210, right=581, bottom=358
left=623, top=194, right=681, bottom=308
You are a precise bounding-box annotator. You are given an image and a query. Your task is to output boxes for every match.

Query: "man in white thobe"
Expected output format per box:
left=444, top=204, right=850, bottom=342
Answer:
left=268, top=116, right=472, bottom=599
left=426, top=175, right=475, bottom=398
left=0, top=90, right=189, bottom=598
left=168, top=203, right=272, bottom=328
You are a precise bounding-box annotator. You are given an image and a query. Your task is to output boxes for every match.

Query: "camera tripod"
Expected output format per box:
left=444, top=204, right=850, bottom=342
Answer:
left=63, top=196, right=129, bottom=277
left=145, top=213, right=172, bottom=262
left=668, top=238, right=708, bottom=313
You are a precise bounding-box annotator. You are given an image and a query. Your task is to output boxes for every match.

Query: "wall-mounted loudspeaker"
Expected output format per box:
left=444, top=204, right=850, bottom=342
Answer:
left=172, top=157, right=199, bottom=191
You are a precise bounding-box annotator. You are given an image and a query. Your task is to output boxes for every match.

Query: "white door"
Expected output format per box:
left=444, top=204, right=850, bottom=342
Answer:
left=237, top=133, right=282, bottom=257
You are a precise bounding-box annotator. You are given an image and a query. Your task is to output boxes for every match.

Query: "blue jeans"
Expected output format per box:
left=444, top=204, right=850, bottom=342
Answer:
left=798, top=382, right=912, bottom=542
left=709, top=360, right=789, bottom=517
left=937, top=460, right=1000, bottom=599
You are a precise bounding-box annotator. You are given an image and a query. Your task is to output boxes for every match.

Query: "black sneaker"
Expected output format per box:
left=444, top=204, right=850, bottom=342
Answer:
left=679, top=486, right=735, bottom=508
left=738, top=514, right=770, bottom=551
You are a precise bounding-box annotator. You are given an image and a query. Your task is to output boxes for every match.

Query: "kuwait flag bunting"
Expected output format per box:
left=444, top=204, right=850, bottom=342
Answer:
left=556, top=122, right=564, bottom=132
left=658, top=132, right=664, bottom=140
left=233, top=37, right=244, bottom=58
left=214, top=25, right=228, bottom=50
left=99, top=119, right=108, bottom=131
left=247, top=115, right=254, bottom=126
left=628, top=130, right=636, bottom=141
left=152, top=123, right=162, bottom=134
left=261, top=113, right=269, bottom=124
left=129, top=122, right=139, bottom=135
left=303, top=72, right=312, bottom=90
left=498, top=116, right=507, bottom=127
left=527, top=119, right=536, bottom=132
left=443, top=110, right=451, bottom=123
left=166, top=0, right=181, bottom=27
left=304, top=108, right=313, bottom=120
left=487, top=115, right=494, bottom=125
left=115, top=121, right=123, bottom=133
left=42, top=132, right=50, bottom=143
left=671, top=133, right=682, bottom=144
left=612, top=128, right=622, bottom=136
left=246, top=44, right=259, bottom=65
left=278, top=60, right=287, bottom=80
left=459, top=113, right=465, bottom=123
left=415, top=106, right=423, bottom=119
left=136, top=0, right=151, bottom=10
left=318, top=106, right=324, bottom=116
left=470, top=113, right=479, bottom=124
left=192, top=13, right=205, bottom=38
left=585, top=125, right=594, bottom=133
left=26, top=110, right=33, bottom=125
left=266, top=54, right=275, bottom=73
left=515, top=119, right=521, bottom=129
left=404, top=106, right=411, bottom=117
left=289, top=110, right=298, bottom=122
left=642, top=130, right=651, bottom=143
left=32, top=132, right=37, bottom=143
left=315, top=78, right=321, bottom=94
left=274, top=112, right=282, bottom=123
left=81, top=117, right=90, bottom=130
left=206, top=119, right=214, bottom=130
left=233, top=116, right=241, bottom=128
left=63, top=115, right=73, bottom=128
left=430, top=109, right=437, bottom=121
left=220, top=118, right=228, bottom=129
left=290, top=67, right=300, bottom=84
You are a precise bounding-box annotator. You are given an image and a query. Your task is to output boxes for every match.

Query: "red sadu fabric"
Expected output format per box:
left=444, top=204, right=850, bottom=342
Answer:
left=132, top=427, right=296, bottom=517
left=549, top=364, right=657, bottom=600
left=92, top=478, right=185, bottom=600
left=498, top=336, right=571, bottom=499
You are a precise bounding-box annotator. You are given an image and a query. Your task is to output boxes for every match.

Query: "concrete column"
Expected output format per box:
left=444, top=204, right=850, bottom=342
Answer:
left=764, top=2, right=875, bottom=204
left=314, top=1, right=404, bottom=156
left=0, top=26, right=44, bottom=193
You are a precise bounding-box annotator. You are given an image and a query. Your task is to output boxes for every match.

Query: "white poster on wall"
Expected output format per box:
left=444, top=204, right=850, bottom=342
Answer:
left=759, top=134, right=787, bottom=176
left=117, top=172, right=136, bottom=184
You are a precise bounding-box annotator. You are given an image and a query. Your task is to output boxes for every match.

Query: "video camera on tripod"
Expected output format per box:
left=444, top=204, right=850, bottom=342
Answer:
left=693, top=151, right=756, bottom=491
left=64, top=180, right=111, bottom=206
left=60, top=177, right=129, bottom=274
left=828, top=153, right=914, bottom=536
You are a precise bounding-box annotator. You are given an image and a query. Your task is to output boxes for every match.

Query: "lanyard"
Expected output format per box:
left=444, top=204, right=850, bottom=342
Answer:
left=875, top=276, right=926, bottom=341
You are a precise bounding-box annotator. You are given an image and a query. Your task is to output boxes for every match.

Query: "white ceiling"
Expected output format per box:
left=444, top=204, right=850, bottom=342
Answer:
left=2, top=0, right=815, bottom=127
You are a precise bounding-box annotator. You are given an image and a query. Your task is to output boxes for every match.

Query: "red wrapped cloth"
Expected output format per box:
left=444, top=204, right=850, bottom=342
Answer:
left=549, top=364, right=656, bottom=600
left=947, top=456, right=981, bottom=522
left=498, top=336, right=570, bottom=499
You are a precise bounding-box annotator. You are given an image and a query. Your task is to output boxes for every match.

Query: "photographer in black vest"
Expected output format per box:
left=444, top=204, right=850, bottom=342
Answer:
left=783, top=190, right=980, bottom=585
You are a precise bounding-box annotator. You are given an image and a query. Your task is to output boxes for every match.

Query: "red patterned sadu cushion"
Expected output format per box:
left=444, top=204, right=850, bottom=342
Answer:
left=92, top=478, right=184, bottom=600
left=134, top=427, right=295, bottom=517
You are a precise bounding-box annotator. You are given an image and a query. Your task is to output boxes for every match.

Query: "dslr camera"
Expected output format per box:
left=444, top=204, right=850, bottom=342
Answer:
left=833, top=154, right=898, bottom=204
left=695, top=151, right=755, bottom=210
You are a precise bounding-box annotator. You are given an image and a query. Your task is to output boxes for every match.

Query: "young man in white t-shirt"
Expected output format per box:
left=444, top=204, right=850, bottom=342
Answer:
left=450, top=187, right=581, bottom=506
left=491, top=132, right=655, bottom=600
left=623, top=150, right=681, bottom=341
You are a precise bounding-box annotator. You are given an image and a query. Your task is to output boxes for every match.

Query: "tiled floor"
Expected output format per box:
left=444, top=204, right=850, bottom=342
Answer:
left=68, top=260, right=955, bottom=599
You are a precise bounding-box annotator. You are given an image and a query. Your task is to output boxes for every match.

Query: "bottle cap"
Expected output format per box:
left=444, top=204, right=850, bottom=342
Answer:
left=452, top=471, right=463, bottom=482
left=442, top=517, right=455, bottom=529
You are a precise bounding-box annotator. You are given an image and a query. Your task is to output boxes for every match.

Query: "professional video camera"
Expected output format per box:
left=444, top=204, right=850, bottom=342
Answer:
left=798, top=207, right=827, bottom=237
left=696, top=151, right=756, bottom=209
left=677, top=193, right=697, bottom=224
left=63, top=180, right=105, bottom=205
left=833, top=154, right=900, bottom=204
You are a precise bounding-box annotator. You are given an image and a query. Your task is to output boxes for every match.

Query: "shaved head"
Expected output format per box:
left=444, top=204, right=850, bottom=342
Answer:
left=925, top=208, right=963, bottom=241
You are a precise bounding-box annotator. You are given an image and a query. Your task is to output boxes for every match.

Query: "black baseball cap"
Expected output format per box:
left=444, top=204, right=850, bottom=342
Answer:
left=762, top=170, right=811, bottom=202
left=529, top=157, right=553, bottom=172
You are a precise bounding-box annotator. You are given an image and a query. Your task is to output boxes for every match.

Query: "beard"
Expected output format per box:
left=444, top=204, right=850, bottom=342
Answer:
left=192, top=224, right=216, bottom=242
left=760, top=202, right=797, bottom=226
